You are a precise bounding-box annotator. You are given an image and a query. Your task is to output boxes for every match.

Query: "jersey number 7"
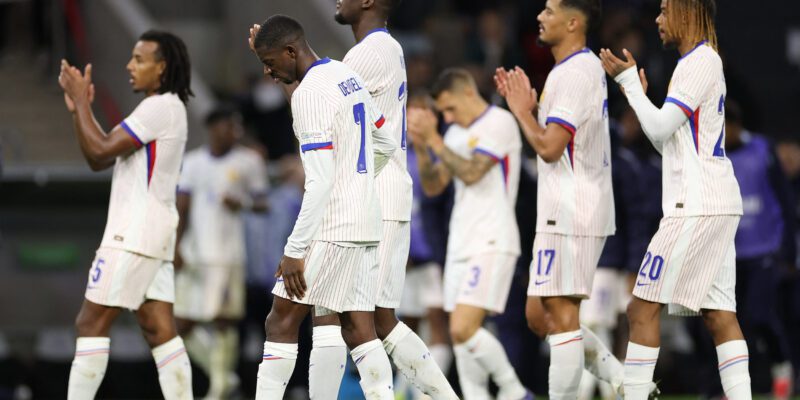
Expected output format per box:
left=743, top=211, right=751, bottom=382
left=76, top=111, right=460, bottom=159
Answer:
left=353, top=102, right=367, bottom=174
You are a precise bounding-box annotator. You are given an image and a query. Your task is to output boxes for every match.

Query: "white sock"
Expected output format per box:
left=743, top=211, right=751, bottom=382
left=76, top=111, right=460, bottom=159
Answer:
left=453, top=340, right=491, bottom=400
left=68, top=337, right=110, bottom=400
left=152, top=336, right=193, bottom=400
left=548, top=329, right=585, bottom=400
left=310, top=325, right=347, bottom=399
left=578, top=370, right=598, bottom=400
left=351, top=339, right=394, bottom=400
left=716, top=340, right=751, bottom=400
left=457, top=328, right=527, bottom=400
left=184, top=325, right=213, bottom=375
left=208, top=327, right=238, bottom=397
left=623, top=342, right=659, bottom=400
left=429, top=343, right=453, bottom=375
left=383, top=322, right=458, bottom=399
left=582, top=324, right=622, bottom=394
left=256, top=341, right=298, bottom=400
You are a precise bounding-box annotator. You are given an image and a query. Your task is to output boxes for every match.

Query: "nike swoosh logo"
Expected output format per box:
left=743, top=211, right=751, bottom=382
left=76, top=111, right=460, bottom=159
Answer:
left=636, top=281, right=650, bottom=287
left=535, top=280, right=550, bottom=285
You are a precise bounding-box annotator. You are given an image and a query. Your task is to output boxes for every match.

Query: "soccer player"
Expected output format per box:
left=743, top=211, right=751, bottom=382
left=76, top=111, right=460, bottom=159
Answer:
left=58, top=30, right=194, bottom=399
left=599, top=0, right=752, bottom=398
left=173, top=106, right=269, bottom=398
left=248, top=15, right=397, bottom=399
left=493, top=0, right=634, bottom=398
left=408, top=68, right=531, bottom=400
left=299, top=1, right=457, bottom=398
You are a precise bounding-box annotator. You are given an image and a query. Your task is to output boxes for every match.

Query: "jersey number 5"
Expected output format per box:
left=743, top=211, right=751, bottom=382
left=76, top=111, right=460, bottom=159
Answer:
left=353, top=102, right=367, bottom=174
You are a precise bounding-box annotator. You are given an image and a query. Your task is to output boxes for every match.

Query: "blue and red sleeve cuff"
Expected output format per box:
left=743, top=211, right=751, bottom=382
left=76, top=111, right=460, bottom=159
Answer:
left=300, top=141, right=334, bottom=152
left=545, top=117, right=577, bottom=136
left=664, top=97, right=694, bottom=117
left=473, top=148, right=502, bottom=163
left=121, top=121, right=145, bottom=148
left=374, top=115, right=386, bottom=129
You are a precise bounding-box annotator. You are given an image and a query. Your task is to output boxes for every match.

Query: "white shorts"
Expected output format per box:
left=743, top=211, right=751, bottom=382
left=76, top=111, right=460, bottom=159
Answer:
left=375, top=221, right=411, bottom=309
left=174, top=263, right=245, bottom=322
left=397, top=262, right=444, bottom=318
left=579, top=267, right=626, bottom=328
left=633, top=216, right=739, bottom=316
left=272, top=241, right=378, bottom=313
left=526, top=233, right=606, bottom=298
left=84, top=247, right=174, bottom=311
left=444, top=252, right=518, bottom=314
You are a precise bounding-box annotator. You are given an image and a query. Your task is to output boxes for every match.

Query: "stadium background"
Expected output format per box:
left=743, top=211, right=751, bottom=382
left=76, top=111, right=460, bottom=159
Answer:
left=1, top=0, right=800, bottom=398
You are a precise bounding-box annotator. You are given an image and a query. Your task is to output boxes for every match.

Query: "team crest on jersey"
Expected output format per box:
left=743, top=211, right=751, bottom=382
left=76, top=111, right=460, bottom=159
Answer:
left=227, top=169, right=241, bottom=182
left=468, top=136, right=479, bottom=149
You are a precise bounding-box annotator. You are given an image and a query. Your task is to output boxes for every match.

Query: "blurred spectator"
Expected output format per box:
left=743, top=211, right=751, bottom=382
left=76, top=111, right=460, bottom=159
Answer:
left=724, top=99, right=796, bottom=399
left=238, top=76, right=296, bottom=161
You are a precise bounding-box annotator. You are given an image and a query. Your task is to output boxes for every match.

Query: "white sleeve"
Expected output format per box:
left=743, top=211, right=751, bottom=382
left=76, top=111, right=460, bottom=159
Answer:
left=245, top=153, right=269, bottom=197
left=121, top=96, right=171, bottom=147
left=291, top=88, right=336, bottom=153
left=283, top=150, right=334, bottom=259
left=615, top=66, right=688, bottom=143
left=368, top=99, right=396, bottom=176
left=544, top=71, right=592, bottom=136
left=177, top=155, right=195, bottom=194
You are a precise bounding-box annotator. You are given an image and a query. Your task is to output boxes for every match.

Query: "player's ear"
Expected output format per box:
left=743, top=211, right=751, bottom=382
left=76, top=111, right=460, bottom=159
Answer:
left=286, top=44, right=297, bottom=60
left=362, top=0, right=375, bottom=9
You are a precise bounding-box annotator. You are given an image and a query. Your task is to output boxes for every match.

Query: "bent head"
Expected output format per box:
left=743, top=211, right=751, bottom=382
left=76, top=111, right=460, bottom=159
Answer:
left=656, top=0, right=718, bottom=50
left=334, top=0, right=400, bottom=25
left=127, top=30, right=193, bottom=103
left=430, top=69, right=481, bottom=128
left=253, top=15, right=307, bottom=84
left=537, top=0, right=600, bottom=46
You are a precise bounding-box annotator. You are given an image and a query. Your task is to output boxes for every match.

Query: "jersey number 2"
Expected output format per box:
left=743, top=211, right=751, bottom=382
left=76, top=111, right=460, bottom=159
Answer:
left=353, top=102, right=367, bottom=174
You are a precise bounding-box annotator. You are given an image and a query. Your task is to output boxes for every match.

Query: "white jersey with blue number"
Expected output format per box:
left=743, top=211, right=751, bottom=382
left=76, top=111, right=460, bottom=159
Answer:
left=343, top=28, right=412, bottom=221
left=291, top=58, right=386, bottom=242
left=536, top=49, right=615, bottom=237
left=662, top=42, right=743, bottom=217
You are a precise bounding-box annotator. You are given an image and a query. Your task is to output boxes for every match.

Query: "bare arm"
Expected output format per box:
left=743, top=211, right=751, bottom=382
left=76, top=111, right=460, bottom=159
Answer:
left=427, top=134, right=496, bottom=184
left=408, top=107, right=451, bottom=196
left=59, top=61, right=137, bottom=170
left=495, top=67, right=571, bottom=163
left=174, top=191, right=190, bottom=270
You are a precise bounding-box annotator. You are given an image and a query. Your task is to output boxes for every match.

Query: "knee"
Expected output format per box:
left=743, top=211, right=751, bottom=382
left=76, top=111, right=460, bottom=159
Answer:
left=627, top=298, right=659, bottom=327
left=264, top=310, right=297, bottom=342
left=702, top=310, right=739, bottom=337
left=373, top=309, right=398, bottom=340
left=449, top=318, right=480, bottom=344
left=525, top=304, right=548, bottom=338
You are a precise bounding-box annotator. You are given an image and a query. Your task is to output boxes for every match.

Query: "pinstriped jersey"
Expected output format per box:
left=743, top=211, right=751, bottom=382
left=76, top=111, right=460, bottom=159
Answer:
left=292, top=58, right=385, bottom=242
left=662, top=42, right=743, bottom=217
left=343, top=28, right=412, bottom=221
left=536, top=49, right=615, bottom=237
left=101, top=93, right=187, bottom=260
left=443, top=106, right=522, bottom=260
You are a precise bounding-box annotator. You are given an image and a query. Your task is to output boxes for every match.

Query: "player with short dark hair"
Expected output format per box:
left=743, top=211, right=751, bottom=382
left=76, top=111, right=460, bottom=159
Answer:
left=410, top=67, right=531, bottom=400
left=600, top=0, right=752, bottom=398
left=293, top=1, right=458, bottom=398
left=494, top=0, right=643, bottom=397
left=59, top=30, right=194, bottom=400
left=248, top=15, right=398, bottom=399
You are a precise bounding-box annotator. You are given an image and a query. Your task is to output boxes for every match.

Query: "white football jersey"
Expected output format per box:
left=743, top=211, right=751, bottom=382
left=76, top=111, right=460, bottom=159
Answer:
left=343, top=28, right=412, bottom=222
left=292, top=58, right=386, bottom=242
left=102, top=93, right=187, bottom=260
left=536, top=49, right=615, bottom=237
left=177, top=146, right=268, bottom=266
left=444, top=106, right=522, bottom=260
left=662, top=42, right=743, bottom=217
